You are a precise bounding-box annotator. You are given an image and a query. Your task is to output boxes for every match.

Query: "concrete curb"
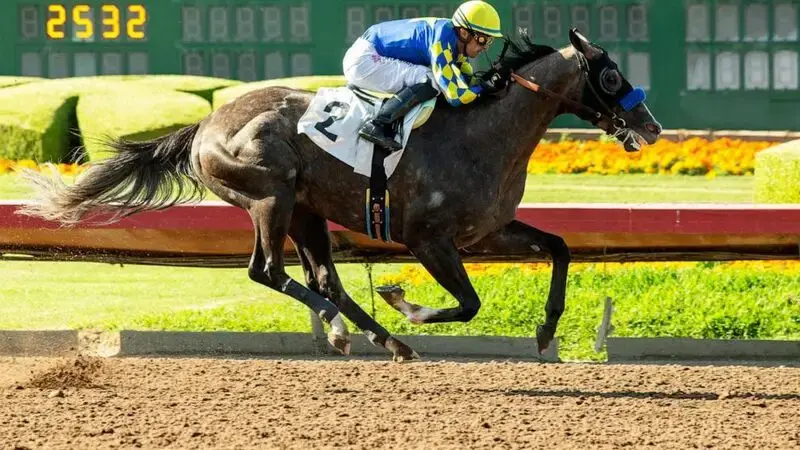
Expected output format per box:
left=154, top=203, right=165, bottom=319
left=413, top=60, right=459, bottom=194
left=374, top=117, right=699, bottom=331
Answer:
left=607, top=337, right=800, bottom=362
left=0, top=330, right=78, bottom=356
left=118, top=331, right=319, bottom=356
left=116, top=330, right=559, bottom=362
left=4, top=331, right=799, bottom=364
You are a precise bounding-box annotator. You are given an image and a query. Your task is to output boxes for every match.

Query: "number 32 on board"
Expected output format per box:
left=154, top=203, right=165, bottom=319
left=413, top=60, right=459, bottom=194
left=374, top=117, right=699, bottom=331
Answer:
left=47, top=4, right=147, bottom=40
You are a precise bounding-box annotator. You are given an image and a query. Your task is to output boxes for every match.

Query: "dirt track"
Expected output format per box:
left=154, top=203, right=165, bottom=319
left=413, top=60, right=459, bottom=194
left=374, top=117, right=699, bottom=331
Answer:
left=1, top=356, right=798, bottom=449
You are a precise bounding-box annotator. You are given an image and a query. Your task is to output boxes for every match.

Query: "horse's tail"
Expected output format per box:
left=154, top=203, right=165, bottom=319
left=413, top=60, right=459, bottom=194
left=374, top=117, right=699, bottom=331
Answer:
left=18, top=123, right=204, bottom=226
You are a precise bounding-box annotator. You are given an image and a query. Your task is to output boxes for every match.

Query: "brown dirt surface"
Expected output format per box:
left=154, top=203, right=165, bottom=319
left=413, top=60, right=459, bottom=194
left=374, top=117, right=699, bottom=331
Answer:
left=0, top=356, right=798, bottom=449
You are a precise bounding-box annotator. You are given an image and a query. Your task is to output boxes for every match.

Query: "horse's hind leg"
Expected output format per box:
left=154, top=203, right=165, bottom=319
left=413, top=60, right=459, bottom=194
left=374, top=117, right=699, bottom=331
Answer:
left=193, top=124, right=349, bottom=354
left=289, top=207, right=418, bottom=362
left=379, top=237, right=482, bottom=324
left=248, top=193, right=350, bottom=355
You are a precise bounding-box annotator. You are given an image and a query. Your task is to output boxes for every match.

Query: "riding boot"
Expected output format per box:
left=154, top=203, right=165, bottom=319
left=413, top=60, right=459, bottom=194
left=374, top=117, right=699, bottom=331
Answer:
left=358, top=81, right=439, bottom=152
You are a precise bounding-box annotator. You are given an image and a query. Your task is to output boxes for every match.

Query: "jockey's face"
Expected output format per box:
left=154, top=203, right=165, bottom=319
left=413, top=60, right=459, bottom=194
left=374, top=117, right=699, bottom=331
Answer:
left=457, top=28, right=494, bottom=58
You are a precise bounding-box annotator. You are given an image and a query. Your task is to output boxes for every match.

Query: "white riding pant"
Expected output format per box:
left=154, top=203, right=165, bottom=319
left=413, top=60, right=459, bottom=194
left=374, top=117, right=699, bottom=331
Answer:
left=343, top=38, right=438, bottom=94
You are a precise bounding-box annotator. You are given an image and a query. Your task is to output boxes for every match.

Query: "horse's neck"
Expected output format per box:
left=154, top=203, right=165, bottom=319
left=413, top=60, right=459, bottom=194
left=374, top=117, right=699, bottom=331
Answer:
left=457, top=47, right=581, bottom=179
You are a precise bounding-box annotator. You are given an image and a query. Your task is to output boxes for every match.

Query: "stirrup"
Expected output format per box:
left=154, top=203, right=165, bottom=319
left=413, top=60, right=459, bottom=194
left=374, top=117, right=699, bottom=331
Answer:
left=359, top=123, right=402, bottom=151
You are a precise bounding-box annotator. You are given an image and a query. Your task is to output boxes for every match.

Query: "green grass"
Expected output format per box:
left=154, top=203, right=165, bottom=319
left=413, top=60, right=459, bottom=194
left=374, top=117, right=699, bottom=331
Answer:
left=520, top=174, right=754, bottom=203
left=368, top=263, right=800, bottom=361
left=0, top=175, right=41, bottom=199
left=1, top=173, right=756, bottom=203
left=0, top=260, right=396, bottom=332
left=3, top=260, right=796, bottom=362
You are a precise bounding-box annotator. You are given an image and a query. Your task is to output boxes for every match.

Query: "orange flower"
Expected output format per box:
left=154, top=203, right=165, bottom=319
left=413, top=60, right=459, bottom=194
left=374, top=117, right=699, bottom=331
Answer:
left=527, top=137, right=772, bottom=175
left=0, top=159, right=14, bottom=174
left=57, top=163, right=80, bottom=176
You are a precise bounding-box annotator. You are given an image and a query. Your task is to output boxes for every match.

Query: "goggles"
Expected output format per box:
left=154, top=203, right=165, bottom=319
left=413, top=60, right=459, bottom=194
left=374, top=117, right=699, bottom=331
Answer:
left=470, top=31, right=494, bottom=47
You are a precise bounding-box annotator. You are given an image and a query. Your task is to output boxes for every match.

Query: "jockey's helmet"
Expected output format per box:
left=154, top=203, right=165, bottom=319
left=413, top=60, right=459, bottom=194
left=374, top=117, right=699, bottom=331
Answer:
left=452, top=1, right=503, bottom=38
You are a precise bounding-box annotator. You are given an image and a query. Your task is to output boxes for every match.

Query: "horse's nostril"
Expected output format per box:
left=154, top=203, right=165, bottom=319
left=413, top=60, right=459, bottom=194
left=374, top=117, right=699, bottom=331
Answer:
left=645, top=122, right=662, bottom=134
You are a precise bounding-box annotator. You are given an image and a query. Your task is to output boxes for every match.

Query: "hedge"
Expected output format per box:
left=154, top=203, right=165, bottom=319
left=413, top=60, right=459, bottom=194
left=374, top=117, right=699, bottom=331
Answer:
left=754, top=139, right=800, bottom=203
left=212, top=75, right=346, bottom=110
left=77, top=86, right=212, bottom=161
left=0, top=75, right=350, bottom=162
left=0, top=75, right=240, bottom=162
left=0, top=78, right=143, bottom=161
left=0, top=76, right=44, bottom=88
left=123, top=75, right=241, bottom=103
left=0, top=88, right=80, bottom=162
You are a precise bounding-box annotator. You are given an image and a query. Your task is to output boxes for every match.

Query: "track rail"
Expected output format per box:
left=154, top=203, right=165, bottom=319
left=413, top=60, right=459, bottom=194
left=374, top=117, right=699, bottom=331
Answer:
left=2, top=201, right=799, bottom=266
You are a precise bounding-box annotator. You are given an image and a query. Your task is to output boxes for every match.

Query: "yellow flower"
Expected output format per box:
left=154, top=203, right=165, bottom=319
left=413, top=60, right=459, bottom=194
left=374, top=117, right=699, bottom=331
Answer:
left=13, top=160, right=39, bottom=171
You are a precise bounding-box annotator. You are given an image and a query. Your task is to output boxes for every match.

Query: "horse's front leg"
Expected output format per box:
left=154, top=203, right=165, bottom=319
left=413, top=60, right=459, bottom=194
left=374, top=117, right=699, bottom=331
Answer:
left=465, top=220, right=571, bottom=353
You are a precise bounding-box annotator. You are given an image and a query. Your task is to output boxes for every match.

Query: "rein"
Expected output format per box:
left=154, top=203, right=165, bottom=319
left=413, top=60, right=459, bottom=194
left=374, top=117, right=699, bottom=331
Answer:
left=508, top=72, right=607, bottom=125
left=502, top=48, right=628, bottom=129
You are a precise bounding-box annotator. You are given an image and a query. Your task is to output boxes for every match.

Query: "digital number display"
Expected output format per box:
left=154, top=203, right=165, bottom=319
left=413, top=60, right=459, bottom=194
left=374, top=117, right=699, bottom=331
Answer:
left=46, top=4, right=146, bottom=40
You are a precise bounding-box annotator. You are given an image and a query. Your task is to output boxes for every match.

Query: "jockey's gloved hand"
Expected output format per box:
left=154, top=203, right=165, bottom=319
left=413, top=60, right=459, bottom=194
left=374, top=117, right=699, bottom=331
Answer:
left=480, top=72, right=507, bottom=95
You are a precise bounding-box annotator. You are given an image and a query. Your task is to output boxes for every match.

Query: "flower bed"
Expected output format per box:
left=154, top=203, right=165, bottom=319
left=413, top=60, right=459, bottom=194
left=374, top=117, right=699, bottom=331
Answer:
left=527, top=137, right=773, bottom=176
left=0, top=136, right=777, bottom=177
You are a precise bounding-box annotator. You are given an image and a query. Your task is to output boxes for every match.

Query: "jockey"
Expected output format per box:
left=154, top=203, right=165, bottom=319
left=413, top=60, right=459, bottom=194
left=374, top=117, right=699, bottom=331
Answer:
left=343, top=0, right=506, bottom=152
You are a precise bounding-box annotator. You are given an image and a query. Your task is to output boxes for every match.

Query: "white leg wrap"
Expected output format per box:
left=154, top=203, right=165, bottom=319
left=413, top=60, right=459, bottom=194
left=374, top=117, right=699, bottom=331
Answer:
left=329, top=313, right=349, bottom=337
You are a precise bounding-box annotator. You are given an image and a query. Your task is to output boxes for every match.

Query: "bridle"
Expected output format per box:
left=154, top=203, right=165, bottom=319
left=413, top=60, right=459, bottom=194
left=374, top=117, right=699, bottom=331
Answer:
left=487, top=38, right=633, bottom=131
left=486, top=37, right=649, bottom=151
left=508, top=55, right=628, bottom=130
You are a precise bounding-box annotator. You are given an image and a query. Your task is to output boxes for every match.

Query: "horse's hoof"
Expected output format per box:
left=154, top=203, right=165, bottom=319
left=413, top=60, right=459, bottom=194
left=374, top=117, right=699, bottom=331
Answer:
left=535, top=325, right=553, bottom=354
left=385, top=336, right=419, bottom=362
left=408, top=314, right=425, bottom=325
left=328, top=332, right=351, bottom=356
left=392, top=347, right=420, bottom=363
left=376, top=285, right=405, bottom=306
left=392, top=350, right=420, bottom=363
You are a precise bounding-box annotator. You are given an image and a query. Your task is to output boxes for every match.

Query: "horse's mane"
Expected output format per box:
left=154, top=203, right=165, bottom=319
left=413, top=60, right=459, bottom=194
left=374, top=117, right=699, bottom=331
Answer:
left=493, top=34, right=558, bottom=73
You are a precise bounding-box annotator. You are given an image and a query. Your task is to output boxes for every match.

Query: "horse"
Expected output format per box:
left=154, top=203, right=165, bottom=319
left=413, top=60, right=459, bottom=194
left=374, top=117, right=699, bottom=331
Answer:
left=19, top=29, right=662, bottom=361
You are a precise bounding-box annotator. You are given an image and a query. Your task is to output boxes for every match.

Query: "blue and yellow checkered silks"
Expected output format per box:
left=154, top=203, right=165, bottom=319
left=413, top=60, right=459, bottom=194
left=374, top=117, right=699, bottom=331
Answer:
left=431, top=41, right=482, bottom=106
left=359, top=18, right=488, bottom=106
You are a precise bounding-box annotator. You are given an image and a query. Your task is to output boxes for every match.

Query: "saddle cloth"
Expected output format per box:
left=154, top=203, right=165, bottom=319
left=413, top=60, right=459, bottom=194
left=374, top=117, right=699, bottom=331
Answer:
left=297, top=86, right=435, bottom=179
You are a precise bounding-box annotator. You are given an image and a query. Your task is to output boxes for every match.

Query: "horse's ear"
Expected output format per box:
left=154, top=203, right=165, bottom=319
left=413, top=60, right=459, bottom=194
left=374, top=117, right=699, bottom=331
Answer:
left=569, top=28, right=588, bottom=49
left=569, top=27, right=602, bottom=60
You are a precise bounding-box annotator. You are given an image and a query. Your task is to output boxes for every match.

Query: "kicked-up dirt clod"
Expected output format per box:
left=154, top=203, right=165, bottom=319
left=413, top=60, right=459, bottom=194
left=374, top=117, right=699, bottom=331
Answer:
left=25, top=356, right=107, bottom=389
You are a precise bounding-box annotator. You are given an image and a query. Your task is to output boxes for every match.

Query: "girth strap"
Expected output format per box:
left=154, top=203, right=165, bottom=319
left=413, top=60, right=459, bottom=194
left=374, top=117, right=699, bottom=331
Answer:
left=366, top=145, right=391, bottom=242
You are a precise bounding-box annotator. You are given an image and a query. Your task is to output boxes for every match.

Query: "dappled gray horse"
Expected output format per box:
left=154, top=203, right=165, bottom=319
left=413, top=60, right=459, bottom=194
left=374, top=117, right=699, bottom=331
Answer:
left=20, top=29, right=661, bottom=361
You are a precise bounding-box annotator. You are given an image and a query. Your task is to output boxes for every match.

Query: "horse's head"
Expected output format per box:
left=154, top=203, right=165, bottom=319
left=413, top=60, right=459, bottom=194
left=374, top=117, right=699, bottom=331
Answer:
left=490, top=29, right=661, bottom=151
left=566, top=28, right=662, bottom=152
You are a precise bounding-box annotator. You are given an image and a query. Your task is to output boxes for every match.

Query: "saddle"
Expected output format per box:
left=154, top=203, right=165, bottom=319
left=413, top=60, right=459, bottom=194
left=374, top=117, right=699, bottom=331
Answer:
left=297, top=85, right=437, bottom=243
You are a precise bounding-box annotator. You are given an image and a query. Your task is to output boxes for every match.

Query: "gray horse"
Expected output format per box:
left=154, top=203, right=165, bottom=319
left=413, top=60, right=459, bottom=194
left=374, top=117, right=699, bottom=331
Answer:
left=20, top=29, right=661, bottom=361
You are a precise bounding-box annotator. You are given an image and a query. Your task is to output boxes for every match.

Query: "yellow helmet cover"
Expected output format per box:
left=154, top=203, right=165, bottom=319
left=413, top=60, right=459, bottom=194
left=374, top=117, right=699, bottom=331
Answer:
left=452, top=1, right=503, bottom=38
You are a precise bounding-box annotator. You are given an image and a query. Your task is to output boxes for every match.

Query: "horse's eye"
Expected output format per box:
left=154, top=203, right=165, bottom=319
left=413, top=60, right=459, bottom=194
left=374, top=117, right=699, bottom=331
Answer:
left=600, top=68, right=622, bottom=93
